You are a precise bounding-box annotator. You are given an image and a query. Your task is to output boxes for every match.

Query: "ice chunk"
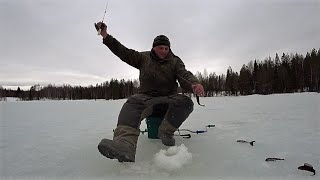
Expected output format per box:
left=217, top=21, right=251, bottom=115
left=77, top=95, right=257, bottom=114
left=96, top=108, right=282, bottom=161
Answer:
left=153, top=144, right=192, bottom=171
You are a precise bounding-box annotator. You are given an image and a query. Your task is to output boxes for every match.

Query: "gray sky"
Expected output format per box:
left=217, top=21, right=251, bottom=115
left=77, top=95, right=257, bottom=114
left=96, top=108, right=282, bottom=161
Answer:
left=1, top=0, right=319, bottom=90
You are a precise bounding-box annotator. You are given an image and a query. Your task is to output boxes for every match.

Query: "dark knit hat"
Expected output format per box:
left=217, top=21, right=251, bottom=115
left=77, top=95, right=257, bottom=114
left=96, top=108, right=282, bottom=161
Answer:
left=152, top=35, right=170, bottom=47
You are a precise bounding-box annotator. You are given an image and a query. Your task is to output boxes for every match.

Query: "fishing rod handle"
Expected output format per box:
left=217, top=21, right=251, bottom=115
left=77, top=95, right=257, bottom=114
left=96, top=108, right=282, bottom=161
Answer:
left=196, top=130, right=206, bottom=134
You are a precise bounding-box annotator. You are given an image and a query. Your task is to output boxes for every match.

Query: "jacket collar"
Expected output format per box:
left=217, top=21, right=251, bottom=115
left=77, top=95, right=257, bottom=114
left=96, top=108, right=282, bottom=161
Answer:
left=150, top=49, right=174, bottom=62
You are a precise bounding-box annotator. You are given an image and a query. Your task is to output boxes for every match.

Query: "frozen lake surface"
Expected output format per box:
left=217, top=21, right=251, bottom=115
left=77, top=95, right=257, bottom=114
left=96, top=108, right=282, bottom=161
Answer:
left=1, top=93, right=319, bottom=179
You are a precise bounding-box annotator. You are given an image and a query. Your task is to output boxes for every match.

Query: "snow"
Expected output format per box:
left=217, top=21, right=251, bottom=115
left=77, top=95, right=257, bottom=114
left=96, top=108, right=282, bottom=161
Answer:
left=154, top=144, right=192, bottom=172
left=1, top=93, right=319, bottom=179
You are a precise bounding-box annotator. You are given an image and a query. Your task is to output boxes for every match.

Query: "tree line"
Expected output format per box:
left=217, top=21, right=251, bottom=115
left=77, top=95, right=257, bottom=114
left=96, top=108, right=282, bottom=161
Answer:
left=225, top=48, right=320, bottom=95
left=194, top=48, right=320, bottom=96
left=1, top=48, right=319, bottom=101
left=1, top=79, right=139, bottom=101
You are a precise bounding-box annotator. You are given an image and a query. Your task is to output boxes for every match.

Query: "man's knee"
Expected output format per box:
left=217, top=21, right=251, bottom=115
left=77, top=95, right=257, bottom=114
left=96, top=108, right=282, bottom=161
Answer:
left=183, top=96, right=194, bottom=112
left=128, top=93, right=153, bottom=104
left=118, top=95, right=148, bottom=129
left=170, top=94, right=194, bottom=112
left=164, top=95, right=194, bottom=128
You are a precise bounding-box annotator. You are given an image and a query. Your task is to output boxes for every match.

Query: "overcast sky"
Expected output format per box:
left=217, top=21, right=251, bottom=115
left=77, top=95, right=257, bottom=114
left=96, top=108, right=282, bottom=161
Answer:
left=1, top=0, right=319, bottom=90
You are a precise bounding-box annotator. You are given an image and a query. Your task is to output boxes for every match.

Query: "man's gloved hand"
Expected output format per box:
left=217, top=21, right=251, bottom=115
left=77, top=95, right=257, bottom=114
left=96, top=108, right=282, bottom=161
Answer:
left=192, top=83, right=204, bottom=97
left=94, top=22, right=108, bottom=39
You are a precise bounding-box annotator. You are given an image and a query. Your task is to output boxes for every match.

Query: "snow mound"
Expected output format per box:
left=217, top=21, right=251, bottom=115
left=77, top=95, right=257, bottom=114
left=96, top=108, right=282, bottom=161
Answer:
left=153, top=144, right=192, bottom=171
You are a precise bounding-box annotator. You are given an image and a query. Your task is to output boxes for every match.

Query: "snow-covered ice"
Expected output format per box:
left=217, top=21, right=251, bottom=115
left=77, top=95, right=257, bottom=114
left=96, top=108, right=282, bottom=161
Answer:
left=1, top=93, right=319, bottom=179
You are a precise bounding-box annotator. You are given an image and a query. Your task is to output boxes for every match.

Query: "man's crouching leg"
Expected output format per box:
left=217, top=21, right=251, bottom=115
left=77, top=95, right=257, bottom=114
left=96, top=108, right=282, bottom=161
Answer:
left=98, top=94, right=149, bottom=162
left=158, top=119, right=177, bottom=146
left=98, top=125, right=139, bottom=162
left=158, top=94, right=194, bottom=146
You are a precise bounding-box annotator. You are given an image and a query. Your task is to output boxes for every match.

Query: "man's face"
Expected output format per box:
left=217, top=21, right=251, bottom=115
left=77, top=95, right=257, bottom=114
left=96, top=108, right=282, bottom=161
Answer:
left=153, top=45, right=170, bottom=59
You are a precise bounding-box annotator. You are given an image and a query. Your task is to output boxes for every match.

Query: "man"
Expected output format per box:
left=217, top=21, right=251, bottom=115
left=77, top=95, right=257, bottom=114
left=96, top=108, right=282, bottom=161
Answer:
left=95, top=22, right=204, bottom=162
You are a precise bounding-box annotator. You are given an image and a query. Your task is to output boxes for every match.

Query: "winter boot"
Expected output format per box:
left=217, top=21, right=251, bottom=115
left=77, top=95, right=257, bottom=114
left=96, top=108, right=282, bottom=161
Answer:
left=98, top=125, right=139, bottom=162
left=158, top=119, right=177, bottom=146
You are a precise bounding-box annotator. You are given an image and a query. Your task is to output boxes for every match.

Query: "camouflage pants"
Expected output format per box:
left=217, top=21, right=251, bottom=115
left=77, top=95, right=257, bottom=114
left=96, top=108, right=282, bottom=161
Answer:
left=117, top=93, right=194, bottom=129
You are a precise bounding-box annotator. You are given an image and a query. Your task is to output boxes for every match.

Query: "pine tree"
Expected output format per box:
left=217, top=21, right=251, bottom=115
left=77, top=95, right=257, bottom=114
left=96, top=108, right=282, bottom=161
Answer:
left=239, top=65, right=252, bottom=95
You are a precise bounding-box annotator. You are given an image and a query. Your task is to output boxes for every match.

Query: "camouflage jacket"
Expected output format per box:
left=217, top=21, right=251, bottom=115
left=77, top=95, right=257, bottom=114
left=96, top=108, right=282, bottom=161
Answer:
left=103, top=35, right=199, bottom=96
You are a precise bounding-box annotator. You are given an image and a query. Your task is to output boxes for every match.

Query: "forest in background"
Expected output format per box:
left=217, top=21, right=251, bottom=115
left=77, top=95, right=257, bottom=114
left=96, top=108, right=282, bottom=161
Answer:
left=1, top=48, right=319, bottom=101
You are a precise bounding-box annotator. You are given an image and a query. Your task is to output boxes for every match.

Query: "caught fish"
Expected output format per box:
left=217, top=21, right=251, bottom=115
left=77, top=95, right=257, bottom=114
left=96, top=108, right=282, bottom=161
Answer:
left=265, top=158, right=285, bottom=161
left=236, top=140, right=255, bottom=146
left=298, top=163, right=316, bottom=176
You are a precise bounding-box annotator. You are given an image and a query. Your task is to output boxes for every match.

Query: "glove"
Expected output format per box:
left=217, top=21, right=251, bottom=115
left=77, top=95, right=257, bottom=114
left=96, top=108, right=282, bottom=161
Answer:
left=192, top=84, right=204, bottom=97
left=94, top=22, right=107, bottom=38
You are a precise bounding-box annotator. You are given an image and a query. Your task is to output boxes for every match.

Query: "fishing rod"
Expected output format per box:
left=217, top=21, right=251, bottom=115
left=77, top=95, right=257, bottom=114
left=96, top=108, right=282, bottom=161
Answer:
left=176, top=74, right=205, bottom=107
left=177, top=124, right=215, bottom=138
left=139, top=124, right=215, bottom=138
left=156, top=63, right=205, bottom=107
left=94, top=1, right=204, bottom=107
left=178, top=124, right=215, bottom=134
left=95, top=1, right=109, bottom=35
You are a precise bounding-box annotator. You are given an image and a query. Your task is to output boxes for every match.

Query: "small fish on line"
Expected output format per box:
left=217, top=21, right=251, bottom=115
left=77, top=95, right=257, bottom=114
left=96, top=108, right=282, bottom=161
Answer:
left=265, top=158, right=285, bottom=161
left=236, top=140, right=255, bottom=146
left=298, top=163, right=316, bottom=176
